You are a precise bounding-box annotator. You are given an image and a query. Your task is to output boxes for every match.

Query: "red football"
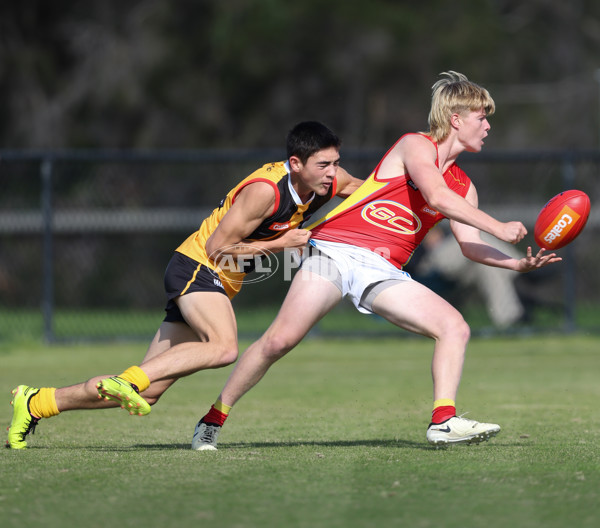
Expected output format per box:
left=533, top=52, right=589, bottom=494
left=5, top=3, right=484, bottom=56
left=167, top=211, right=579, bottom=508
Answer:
left=534, top=190, right=590, bottom=250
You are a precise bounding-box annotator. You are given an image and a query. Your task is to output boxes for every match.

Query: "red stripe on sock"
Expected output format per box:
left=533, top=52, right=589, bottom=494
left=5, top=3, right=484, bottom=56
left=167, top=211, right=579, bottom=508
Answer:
left=203, top=405, right=228, bottom=426
left=431, top=405, right=455, bottom=424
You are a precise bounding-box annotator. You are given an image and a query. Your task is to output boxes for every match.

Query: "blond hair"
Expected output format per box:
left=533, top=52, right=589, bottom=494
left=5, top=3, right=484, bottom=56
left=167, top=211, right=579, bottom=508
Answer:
left=427, top=71, right=495, bottom=143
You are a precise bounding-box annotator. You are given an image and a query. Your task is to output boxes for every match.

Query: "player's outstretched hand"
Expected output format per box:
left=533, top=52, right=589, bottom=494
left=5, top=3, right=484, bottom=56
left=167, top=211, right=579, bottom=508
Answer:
left=517, top=247, right=562, bottom=272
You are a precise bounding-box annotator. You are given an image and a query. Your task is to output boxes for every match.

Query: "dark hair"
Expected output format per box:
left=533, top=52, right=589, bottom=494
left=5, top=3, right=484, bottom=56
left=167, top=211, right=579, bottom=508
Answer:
left=286, top=121, right=341, bottom=163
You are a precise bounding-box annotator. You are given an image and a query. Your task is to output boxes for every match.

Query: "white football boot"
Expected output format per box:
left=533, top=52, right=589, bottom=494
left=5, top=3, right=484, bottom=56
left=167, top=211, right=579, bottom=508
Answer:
left=426, top=415, right=500, bottom=445
left=191, top=420, right=221, bottom=451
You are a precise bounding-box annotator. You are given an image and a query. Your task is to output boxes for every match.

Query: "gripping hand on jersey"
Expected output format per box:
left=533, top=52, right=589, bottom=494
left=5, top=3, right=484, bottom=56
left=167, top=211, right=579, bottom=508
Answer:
left=277, top=228, right=312, bottom=251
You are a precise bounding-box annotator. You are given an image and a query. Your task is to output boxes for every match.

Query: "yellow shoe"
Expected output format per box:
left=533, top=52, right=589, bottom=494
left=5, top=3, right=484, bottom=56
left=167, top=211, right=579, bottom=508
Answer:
left=6, top=385, right=40, bottom=449
left=96, top=377, right=151, bottom=416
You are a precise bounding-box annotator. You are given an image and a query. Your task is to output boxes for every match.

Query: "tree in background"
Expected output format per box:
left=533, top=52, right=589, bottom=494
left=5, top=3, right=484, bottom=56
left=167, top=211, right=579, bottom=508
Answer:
left=1, top=0, right=600, bottom=150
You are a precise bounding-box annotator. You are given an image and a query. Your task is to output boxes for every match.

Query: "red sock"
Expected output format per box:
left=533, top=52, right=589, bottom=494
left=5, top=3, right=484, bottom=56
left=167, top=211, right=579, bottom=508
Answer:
left=431, top=405, right=456, bottom=424
left=202, top=405, right=229, bottom=426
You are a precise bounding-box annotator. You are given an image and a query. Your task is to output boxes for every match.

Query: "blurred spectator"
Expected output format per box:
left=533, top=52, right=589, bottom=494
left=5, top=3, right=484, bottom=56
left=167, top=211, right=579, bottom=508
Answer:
left=410, top=225, right=525, bottom=328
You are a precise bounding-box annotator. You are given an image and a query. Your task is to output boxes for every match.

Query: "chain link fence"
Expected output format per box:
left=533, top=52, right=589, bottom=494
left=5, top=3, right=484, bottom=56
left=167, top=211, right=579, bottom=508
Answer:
left=1, top=148, right=598, bottom=342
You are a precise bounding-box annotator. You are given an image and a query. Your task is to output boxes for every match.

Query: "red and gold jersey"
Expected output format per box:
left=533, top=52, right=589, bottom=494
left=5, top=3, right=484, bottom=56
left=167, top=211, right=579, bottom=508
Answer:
left=177, top=161, right=337, bottom=297
left=307, top=134, right=471, bottom=269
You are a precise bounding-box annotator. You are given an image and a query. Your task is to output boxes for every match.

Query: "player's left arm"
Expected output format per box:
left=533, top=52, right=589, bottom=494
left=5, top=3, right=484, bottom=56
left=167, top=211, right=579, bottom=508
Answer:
left=450, top=184, right=562, bottom=272
left=334, top=167, right=364, bottom=198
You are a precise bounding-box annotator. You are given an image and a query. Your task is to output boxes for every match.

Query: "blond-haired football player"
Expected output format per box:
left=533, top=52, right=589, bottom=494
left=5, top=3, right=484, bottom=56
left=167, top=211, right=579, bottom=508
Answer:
left=194, top=72, right=562, bottom=449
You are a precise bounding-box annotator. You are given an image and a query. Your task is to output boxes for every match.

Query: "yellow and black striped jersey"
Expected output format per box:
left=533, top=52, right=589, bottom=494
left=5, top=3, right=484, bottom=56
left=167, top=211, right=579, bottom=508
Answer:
left=176, top=161, right=337, bottom=298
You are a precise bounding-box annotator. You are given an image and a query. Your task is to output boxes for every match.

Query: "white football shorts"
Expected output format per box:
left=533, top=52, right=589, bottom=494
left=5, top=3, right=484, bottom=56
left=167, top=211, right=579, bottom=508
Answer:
left=301, top=239, right=413, bottom=314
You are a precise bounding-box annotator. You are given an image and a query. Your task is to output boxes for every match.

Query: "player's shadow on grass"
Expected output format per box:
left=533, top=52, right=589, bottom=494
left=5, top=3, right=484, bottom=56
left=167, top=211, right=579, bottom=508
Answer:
left=132, top=438, right=436, bottom=451
left=27, top=438, right=515, bottom=450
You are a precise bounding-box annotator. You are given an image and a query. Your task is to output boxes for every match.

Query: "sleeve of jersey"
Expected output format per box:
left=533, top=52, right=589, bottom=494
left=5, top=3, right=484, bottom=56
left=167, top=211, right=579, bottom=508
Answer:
left=448, top=165, right=472, bottom=198
left=231, top=177, right=281, bottom=216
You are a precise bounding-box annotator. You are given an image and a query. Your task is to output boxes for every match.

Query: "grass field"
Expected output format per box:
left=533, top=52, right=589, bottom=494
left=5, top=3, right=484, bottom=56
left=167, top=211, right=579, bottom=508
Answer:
left=2, top=300, right=600, bottom=342
left=1, top=334, right=599, bottom=528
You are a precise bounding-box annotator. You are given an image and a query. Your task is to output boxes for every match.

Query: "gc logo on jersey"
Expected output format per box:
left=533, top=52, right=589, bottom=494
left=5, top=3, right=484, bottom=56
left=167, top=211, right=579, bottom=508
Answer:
left=361, top=200, right=422, bottom=235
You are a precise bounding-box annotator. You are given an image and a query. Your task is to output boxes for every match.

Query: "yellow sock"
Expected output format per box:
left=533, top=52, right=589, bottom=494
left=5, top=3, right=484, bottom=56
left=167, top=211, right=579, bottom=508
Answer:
left=214, top=399, right=232, bottom=414
left=118, top=366, right=150, bottom=392
left=29, top=388, right=60, bottom=419
left=433, top=398, right=455, bottom=410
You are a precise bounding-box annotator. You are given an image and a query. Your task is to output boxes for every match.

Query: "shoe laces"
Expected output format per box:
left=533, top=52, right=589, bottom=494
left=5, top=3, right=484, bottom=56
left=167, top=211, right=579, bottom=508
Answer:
left=199, top=422, right=220, bottom=443
left=455, top=412, right=477, bottom=425
left=20, top=415, right=40, bottom=440
left=21, top=392, right=41, bottom=439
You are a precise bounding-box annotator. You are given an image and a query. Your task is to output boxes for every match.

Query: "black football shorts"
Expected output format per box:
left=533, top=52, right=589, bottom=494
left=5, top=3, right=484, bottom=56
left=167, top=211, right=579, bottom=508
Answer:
left=163, top=251, right=227, bottom=323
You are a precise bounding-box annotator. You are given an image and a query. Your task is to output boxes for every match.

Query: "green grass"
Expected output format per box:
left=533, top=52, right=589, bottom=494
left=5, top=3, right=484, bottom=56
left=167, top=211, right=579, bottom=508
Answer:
left=3, top=301, right=600, bottom=343
left=1, top=335, right=600, bottom=527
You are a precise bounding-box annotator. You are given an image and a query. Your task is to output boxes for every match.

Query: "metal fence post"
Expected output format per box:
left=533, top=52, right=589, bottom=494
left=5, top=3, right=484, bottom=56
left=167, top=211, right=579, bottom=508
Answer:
left=41, top=159, right=55, bottom=343
left=561, top=155, right=576, bottom=332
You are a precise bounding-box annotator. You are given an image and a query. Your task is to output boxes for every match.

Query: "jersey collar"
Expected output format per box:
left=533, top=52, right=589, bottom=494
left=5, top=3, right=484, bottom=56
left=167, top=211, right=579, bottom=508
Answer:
left=284, top=161, right=315, bottom=205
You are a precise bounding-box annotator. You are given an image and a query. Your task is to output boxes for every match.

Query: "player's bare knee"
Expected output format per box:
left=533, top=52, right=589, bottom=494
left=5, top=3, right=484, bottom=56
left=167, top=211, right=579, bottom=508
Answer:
left=140, top=387, right=165, bottom=406
left=438, top=313, right=470, bottom=345
left=213, top=341, right=239, bottom=367
left=450, top=315, right=471, bottom=344
left=261, top=333, right=296, bottom=361
left=85, top=376, right=104, bottom=396
left=142, top=394, right=161, bottom=406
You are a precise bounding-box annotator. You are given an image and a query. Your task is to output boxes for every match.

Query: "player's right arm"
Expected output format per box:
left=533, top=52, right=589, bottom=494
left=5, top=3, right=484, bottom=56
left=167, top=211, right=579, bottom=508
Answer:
left=393, top=135, right=526, bottom=244
left=334, top=167, right=364, bottom=197
left=450, top=185, right=562, bottom=271
left=205, top=182, right=310, bottom=260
